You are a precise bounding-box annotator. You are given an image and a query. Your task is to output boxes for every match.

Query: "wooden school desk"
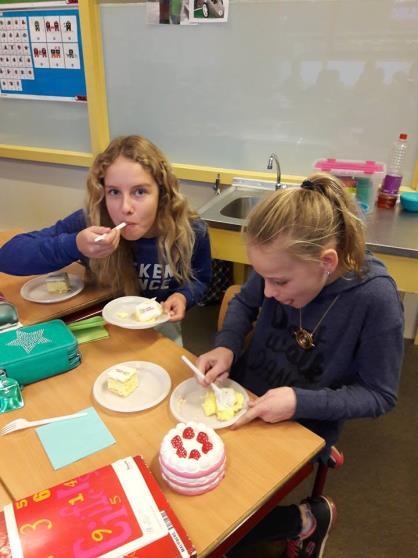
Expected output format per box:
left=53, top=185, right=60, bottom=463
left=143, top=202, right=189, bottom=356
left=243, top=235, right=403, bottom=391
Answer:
left=0, top=325, right=324, bottom=557
left=0, top=481, right=11, bottom=510
left=0, top=229, right=114, bottom=326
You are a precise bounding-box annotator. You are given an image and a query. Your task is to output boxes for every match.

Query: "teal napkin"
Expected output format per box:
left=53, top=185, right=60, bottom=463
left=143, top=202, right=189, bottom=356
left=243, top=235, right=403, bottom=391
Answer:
left=36, top=406, right=115, bottom=470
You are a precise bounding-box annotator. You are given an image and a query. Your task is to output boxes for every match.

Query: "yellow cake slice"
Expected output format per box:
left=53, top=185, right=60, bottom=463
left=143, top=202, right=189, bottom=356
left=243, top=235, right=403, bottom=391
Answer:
left=202, top=390, right=245, bottom=421
left=107, top=364, right=139, bottom=397
left=135, top=299, right=163, bottom=322
left=46, top=272, right=71, bottom=294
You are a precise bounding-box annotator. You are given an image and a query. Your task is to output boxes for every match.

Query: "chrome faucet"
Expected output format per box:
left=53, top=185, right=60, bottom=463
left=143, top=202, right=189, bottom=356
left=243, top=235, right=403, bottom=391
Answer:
left=267, top=153, right=282, bottom=190
left=213, top=173, right=221, bottom=195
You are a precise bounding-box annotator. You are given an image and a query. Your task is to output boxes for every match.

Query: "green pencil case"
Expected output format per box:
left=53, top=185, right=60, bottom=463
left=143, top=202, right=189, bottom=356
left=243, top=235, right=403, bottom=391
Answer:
left=0, top=319, right=81, bottom=386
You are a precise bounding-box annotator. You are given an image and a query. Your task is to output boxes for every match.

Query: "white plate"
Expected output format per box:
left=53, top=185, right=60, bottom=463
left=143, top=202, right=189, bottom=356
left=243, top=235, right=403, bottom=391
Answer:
left=102, top=296, right=170, bottom=330
left=169, top=377, right=249, bottom=429
left=93, top=361, right=172, bottom=413
left=20, top=274, right=84, bottom=304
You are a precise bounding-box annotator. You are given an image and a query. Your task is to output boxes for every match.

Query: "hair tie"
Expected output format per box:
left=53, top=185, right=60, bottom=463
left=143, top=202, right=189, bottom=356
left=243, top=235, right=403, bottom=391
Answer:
left=301, top=179, right=315, bottom=190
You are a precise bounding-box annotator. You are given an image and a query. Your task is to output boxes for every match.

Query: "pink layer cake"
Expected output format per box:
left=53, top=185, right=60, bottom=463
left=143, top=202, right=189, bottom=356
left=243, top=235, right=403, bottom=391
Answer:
left=159, top=422, right=225, bottom=496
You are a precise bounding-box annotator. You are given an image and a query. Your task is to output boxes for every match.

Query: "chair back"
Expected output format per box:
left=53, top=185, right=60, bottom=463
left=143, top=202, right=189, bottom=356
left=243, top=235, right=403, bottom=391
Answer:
left=217, top=285, right=241, bottom=331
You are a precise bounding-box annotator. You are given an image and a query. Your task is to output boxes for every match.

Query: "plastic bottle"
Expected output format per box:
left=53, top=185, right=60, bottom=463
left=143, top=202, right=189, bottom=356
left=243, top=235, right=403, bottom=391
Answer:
left=381, top=133, right=408, bottom=195
left=376, top=189, right=398, bottom=209
left=0, top=370, right=24, bottom=413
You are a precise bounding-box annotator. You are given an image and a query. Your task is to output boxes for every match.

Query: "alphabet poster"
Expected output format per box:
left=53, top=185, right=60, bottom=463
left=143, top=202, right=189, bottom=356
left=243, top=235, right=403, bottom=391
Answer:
left=0, top=7, right=86, bottom=101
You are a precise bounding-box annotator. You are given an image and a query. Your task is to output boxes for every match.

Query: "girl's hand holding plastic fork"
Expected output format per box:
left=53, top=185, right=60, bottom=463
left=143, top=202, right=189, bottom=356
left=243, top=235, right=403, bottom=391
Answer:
left=76, top=226, right=120, bottom=259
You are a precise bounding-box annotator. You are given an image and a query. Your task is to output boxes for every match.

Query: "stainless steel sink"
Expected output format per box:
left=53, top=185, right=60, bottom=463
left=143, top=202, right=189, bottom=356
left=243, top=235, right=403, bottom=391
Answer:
left=219, top=196, right=262, bottom=219
left=199, top=178, right=298, bottom=230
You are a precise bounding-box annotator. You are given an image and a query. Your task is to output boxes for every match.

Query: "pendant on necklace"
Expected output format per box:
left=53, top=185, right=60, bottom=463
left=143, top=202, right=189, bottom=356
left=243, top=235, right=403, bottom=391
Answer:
left=294, top=328, right=315, bottom=350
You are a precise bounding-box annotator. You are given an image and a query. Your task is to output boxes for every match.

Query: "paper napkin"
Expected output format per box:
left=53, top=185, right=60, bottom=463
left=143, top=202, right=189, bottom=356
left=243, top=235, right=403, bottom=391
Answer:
left=68, top=316, right=109, bottom=344
left=36, top=406, right=115, bottom=469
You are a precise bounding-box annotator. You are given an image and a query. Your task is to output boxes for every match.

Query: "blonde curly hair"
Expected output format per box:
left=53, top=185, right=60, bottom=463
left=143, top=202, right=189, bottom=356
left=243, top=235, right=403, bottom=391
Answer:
left=246, top=173, right=366, bottom=276
left=85, top=135, right=199, bottom=294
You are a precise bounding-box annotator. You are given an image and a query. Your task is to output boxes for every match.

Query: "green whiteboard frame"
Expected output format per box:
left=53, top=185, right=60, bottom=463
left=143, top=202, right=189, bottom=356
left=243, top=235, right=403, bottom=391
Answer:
left=0, top=0, right=109, bottom=166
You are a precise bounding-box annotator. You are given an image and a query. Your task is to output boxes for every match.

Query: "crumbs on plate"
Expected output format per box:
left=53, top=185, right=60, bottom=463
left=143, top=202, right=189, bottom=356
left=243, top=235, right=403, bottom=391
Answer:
left=177, top=396, right=186, bottom=409
left=115, top=311, right=130, bottom=319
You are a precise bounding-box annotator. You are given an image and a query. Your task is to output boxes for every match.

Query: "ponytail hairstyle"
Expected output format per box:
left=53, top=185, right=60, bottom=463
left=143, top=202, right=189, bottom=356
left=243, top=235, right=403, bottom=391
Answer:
left=246, top=173, right=366, bottom=276
left=85, top=135, right=199, bottom=294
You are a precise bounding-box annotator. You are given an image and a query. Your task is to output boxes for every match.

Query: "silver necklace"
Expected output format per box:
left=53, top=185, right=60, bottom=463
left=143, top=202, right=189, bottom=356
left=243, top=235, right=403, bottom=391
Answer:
left=294, top=294, right=341, bottom=350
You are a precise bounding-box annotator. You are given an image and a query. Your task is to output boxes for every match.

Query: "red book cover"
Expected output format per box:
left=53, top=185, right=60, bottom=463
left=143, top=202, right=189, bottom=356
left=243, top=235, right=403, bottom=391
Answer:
left=0, top=456, right=196, bottom=558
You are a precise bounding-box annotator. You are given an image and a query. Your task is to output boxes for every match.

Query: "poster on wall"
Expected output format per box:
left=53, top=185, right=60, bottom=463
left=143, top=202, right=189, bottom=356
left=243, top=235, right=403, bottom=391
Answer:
left=0, top=6, right=86, bottom=101
left=146, top=0, right=228, bottom=25
left=188, top=0, right=228, bottom=23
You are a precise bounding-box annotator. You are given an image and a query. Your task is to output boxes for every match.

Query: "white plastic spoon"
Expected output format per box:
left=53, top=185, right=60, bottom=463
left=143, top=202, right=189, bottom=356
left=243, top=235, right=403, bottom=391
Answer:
left=181, top=355, right=235, bottom=409
left=94, top=222, right=127, bottom=243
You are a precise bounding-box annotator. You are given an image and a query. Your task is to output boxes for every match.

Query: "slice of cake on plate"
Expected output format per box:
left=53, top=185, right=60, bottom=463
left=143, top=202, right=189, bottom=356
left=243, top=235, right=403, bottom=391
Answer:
left=107, top=364, right=139, bottom=397
left=45, top=272, right=71, bottom=294
left=135, top=299, right=163, bottom=322
left=202, top=389, right=245, bottom=421
left=160, top=421, right=225, bottom=495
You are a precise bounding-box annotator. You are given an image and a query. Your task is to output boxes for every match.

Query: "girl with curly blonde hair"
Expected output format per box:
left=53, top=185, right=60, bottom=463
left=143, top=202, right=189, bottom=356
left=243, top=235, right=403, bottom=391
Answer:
left=0, top=136, right=212, bottom=338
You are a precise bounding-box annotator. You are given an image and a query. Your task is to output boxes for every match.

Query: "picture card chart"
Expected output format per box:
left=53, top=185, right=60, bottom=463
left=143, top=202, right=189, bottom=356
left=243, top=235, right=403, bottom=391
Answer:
left=0, top=7, right=86, bottom=101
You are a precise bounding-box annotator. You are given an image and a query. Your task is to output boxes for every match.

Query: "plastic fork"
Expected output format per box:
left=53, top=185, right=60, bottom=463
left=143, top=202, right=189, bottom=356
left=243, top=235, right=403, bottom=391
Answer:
left=0, top=411, right=87, bottom=436
left=181, top=355, right=235, bottom=409
left=94, top=222, right=127, bottom=243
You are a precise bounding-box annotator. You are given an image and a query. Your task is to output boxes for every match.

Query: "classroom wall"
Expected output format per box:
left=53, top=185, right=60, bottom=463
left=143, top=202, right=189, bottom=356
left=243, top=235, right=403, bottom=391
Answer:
left=0, top=158, right=214, bottom=231
left=0, top=159, right=87, bottom=231
left=1, top=0, right=417, bottom=229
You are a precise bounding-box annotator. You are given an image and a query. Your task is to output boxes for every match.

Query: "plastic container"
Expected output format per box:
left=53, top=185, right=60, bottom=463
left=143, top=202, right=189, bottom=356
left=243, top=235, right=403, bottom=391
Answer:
left=313, top=159, right=385, bottom=213
left=381, top=133, right=408, bottom=195
left=0, top=293, right=19, bottom=331
left=0, top=370, right=24, bottom=413
left=376, top=188, right=398, bottom=209
left=400, top=192, right=418, bottom=213
left=356, top=177, right=374, bottom=210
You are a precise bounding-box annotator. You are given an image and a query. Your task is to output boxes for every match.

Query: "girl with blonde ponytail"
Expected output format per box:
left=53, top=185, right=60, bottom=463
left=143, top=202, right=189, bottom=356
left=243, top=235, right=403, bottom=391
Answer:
left=196, top=173, right=403, bottom=556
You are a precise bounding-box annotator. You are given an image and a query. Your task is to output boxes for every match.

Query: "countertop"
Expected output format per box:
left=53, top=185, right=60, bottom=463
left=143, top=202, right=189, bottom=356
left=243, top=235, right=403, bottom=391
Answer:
left=365, top=205, right=418, bottom=259
left=180, top=180, right=418, bottom=260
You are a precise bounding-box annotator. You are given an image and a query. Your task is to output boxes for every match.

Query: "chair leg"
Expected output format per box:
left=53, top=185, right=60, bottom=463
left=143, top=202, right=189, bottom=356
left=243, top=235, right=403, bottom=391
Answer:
left=311, top=462, right=329, bottom=498
left=311, top=446, right=344, bottom=497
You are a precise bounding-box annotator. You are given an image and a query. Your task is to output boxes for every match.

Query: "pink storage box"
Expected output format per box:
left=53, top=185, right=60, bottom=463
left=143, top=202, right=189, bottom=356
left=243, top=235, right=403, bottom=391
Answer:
left=314, top=159, right=385, bottom=176
left=313, top=159, right=386, bottom=213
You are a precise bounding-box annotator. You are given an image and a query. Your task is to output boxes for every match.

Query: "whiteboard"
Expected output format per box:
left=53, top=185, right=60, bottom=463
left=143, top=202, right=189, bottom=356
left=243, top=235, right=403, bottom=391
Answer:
left=0, top=96, right=90, bottom=150
left=101, top=1, right=418, bottom=184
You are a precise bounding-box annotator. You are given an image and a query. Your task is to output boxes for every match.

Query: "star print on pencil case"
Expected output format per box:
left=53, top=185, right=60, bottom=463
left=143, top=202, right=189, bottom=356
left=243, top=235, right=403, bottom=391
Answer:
left=0, top=320, right=81, bottom=385
left=6, top=328, right=51, bottom=354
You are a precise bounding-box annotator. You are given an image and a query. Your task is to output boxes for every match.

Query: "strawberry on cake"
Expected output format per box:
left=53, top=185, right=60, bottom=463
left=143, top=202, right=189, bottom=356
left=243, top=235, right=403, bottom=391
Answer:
left=159, top=422, right=225, bottom=496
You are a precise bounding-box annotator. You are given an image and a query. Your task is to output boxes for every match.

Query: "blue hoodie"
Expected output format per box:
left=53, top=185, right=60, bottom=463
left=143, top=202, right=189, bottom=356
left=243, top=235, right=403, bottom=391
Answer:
left=0, top=210, right=212, bottom=308
left=216, top=255, right=404, bottom=451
